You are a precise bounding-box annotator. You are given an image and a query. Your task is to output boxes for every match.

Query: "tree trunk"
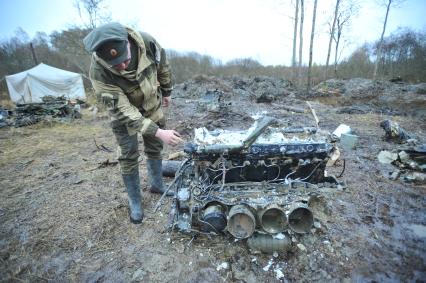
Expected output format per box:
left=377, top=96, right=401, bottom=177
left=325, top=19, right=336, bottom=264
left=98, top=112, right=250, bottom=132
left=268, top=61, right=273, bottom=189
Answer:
left=325, top=0, right=340, bottom=79
left=292, top=0, right=299, bottom=69
left=29, top=43, right=38, bottom=66
left=307, top=0, right=318, bottom=93
left=334, top=24, right=341, bottom=77
left=298, top=0, right=304, bottom=88
left=373, top=0, right=392, bottom=80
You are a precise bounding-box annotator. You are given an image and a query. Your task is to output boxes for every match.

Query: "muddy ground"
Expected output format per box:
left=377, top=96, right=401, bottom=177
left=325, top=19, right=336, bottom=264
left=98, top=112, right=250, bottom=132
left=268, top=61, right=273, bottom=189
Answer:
left=1, top=76, right=425, bottom=282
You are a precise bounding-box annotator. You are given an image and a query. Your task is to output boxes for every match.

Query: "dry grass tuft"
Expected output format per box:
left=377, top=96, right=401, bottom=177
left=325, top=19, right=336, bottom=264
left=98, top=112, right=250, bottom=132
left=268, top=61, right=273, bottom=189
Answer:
left=0, top=98, right=15, bottom=109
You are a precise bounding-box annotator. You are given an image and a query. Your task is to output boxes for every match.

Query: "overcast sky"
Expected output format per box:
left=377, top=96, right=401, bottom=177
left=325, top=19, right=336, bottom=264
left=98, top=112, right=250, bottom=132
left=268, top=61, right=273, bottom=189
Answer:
left=0, top=0, right=425, bottom=66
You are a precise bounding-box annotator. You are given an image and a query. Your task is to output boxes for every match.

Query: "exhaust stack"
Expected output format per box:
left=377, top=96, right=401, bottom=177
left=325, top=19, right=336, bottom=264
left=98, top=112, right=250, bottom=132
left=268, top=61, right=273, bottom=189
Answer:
left=259, top=204, right=287, bottom=233
left=227, top=205, right=256, bottom=239
left=288, top=203, right=314, bottom=234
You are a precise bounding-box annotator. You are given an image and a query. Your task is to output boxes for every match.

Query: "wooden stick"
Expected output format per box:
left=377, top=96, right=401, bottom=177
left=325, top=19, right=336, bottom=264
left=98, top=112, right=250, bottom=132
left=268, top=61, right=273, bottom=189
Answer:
left=306, top=101, right=319, bottom=128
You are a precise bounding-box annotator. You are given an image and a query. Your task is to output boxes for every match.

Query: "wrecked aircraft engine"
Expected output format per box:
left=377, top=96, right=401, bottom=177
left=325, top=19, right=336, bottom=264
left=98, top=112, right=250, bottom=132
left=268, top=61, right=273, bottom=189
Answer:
left=168, top=116, right=340, bottom=252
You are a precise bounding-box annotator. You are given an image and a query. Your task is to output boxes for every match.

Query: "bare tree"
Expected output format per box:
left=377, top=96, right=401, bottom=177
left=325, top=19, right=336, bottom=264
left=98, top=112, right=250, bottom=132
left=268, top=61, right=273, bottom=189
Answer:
left=50, top=28, right=92, bottom=74
left=373, top=0, right=392, bottom=79
left=292, top=0, right=300, bottom=69
left=332, top=0, right=359, bottom=77
left=373, top=0, right=405, bottom=79
left=307, top=0, right=318, bottom=92
left=338, top=44, right=373, bottom=78
left=74, top=0, right=111, bottom=29
left=375, top=28, right=426, bottom=81
left=0, top=29, right=72, bottom=86
left=298, top=0, right=304, bottom=87
left=29, top=43, right=38, bottom=65
left=0, top=28, right=33, bottom=76
left=333, top=10, right=349, bottom=76
left=325, top=0, right=340, bottom=79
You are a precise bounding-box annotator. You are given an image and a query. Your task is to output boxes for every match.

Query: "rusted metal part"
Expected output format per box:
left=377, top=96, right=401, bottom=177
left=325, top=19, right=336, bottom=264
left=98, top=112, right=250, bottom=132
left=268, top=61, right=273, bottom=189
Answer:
left=248, top=233, right=291, bottom=253
left=380, top=119, right=413, bottom=143
left=227, top=205, right=256, bottom=239
left=162, top=160, right=182, bottom=177
left=167, top=117, right=343, bottom=252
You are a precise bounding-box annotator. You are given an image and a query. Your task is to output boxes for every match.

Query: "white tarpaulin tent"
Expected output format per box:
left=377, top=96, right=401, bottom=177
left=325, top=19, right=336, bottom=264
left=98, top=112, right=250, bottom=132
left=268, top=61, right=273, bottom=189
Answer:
left=5, top=63, right=85, bottom=104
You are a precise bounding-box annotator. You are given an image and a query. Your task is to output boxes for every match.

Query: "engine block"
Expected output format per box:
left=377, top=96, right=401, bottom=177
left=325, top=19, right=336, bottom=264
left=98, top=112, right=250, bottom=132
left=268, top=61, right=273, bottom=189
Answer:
left=168, top=117, right=339, bottom=252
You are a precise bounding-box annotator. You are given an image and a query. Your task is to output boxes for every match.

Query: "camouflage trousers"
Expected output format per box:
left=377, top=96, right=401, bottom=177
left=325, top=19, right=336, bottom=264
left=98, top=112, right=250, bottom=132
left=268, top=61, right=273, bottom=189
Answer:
left=111, top=118, right=164, bottom=175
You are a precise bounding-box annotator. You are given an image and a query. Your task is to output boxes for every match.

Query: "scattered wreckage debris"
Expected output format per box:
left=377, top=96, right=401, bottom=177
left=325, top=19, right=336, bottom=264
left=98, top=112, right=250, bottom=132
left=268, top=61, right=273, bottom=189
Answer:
left=162, top=160, right=182, bottom=178
left=402, top=171, right=426, bottom=183
left=380, top=119, right=414, bottom=143
left=0, top=95, right=83, bottom=128
left=279, top=105, right=306, bottom=114
left=0, top=107, right=12, bottom=128
left=332, top=124, right=351, bottom=140
left=326, top=147, right=341, bottom=167
left=197, top=89, right=231, bottom=113
left=378, top=145, right=426, bottom=183
left=165, top=116, right=344, bottom=254
left=249, top=76, right=292, bottom=103
left=378, top=120, right=425, bottom=183
left=331, top=124, right=359, bottom=150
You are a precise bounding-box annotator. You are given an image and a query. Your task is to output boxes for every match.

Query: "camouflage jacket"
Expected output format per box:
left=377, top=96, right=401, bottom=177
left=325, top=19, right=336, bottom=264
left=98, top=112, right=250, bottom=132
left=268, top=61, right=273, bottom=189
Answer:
left=89, top=27, right=173, bottom=137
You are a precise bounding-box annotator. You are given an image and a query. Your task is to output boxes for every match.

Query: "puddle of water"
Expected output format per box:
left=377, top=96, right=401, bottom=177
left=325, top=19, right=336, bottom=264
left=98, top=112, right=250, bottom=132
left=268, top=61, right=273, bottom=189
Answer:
left=406, top=224, right=426, bottom=238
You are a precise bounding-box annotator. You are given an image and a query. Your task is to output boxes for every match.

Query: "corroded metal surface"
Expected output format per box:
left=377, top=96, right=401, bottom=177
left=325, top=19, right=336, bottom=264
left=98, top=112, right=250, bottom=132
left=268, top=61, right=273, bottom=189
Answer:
left=169, top=117, right=342, bottom=252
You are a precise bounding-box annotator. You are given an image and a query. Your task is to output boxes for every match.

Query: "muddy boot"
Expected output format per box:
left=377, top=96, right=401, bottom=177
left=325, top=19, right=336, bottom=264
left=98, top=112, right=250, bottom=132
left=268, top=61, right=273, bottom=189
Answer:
left=122, top=169, right=144, bottom=224
left=147, top=159, right=174, bottom=197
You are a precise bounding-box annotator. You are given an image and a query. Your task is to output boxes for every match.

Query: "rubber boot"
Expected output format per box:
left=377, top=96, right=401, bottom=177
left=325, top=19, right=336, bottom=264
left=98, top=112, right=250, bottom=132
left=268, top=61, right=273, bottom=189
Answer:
left=146, top=159, right=174, bottom=197
left=122, top=169, right=144, bottom=224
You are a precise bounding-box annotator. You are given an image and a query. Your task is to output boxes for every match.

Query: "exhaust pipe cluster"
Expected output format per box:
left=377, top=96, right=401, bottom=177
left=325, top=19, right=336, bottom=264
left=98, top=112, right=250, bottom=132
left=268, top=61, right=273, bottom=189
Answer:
left=202, top=202, right=314, bottom=239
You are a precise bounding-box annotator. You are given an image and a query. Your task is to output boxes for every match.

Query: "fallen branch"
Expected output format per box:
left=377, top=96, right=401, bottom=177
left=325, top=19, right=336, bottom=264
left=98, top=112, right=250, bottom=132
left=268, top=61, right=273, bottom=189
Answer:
left=281, top=105, right=306, bottom=113
left=93, top=138, right=113, bottom=152
left=88, top=159, right=119, bottom=171
left=306, top=101, right=319, bottom=128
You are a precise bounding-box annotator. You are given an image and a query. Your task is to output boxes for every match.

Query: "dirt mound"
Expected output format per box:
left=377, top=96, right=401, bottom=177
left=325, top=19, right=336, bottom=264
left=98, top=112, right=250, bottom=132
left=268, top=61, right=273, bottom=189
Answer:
left=312, top=78, right=426, bottom=118
left=174, top=75, right=293, bottom=102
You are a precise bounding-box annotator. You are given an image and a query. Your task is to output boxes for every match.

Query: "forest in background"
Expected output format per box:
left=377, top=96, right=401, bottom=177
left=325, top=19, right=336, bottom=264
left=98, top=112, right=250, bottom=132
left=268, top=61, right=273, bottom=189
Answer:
left=1, top=0, right=425, bottom=101
left=1, top=27, right=425, bottom=94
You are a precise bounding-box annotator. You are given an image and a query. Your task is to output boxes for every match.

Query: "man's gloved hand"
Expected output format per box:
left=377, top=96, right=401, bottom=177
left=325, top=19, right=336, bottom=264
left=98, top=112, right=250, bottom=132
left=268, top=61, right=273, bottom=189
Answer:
left=155, top=128, right=183, bottom=146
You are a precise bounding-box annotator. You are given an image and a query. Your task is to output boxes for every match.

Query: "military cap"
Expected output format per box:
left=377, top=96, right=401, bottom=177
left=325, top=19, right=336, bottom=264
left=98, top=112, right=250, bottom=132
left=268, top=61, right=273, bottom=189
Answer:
left=83, top=22, right=129, bottom=65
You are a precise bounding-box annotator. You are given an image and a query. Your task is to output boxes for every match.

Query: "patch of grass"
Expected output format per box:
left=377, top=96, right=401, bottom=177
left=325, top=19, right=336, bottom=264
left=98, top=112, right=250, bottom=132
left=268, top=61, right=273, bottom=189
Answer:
left=0, top=98, right=15, bottom=109
left=0, top=121, right=108, bottom=168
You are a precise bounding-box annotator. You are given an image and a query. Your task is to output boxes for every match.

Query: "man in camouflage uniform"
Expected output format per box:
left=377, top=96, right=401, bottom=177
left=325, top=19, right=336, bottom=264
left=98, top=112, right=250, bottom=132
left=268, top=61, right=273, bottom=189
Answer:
left=83, top=22, right=182, bottom=224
